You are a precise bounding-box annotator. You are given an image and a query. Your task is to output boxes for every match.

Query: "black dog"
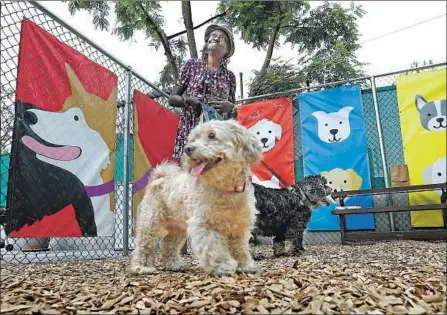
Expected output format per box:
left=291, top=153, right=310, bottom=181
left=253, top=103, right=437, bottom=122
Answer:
left=251, top=175, right=331, bottom=258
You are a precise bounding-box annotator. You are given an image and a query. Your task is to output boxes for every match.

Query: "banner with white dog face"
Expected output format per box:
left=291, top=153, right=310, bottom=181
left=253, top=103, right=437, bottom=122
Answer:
left=396, top=69, right=446, bottom=228
left=6, top=20, right=118, bottom=237
left=238, top=97, right=295, bottom=189
left=299, top=84, right=375, bottom=231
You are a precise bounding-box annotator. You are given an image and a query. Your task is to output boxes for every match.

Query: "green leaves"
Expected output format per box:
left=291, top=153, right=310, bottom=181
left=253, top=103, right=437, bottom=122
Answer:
left=66, top=1, right=110, bottom=31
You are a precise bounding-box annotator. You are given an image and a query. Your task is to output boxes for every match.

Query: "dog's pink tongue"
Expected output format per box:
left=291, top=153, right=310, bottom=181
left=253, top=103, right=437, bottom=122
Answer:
left=21, top=135, right=81, bottom=161
left=190, top=162, right=208, bottom=176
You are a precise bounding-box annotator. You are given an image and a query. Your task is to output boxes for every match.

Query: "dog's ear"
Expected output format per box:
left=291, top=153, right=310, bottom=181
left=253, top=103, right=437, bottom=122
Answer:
left=338, top=106, right=354, bottom=119
left=274, top=122, right=282, bottom=140
left=311, top=111, right=326, bottom=123
left=231, top=122, right=263, bottom=164
left=106, top=86, right=118, bottom=106
left=422, top=163, right=433, bottom=185
left=415, top=94, right=427, bottom=112
left=243, top=130, right=263, bottom=164
left=347, top=169, right=362, bottom=190
left=65, top=63, right=87, bottom=96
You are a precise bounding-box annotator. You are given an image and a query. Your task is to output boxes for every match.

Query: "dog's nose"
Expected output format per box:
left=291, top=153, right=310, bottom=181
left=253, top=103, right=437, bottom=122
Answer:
left=24, top=111, right=38, bottom=125
left=184, top=146, right=195, bottom=157
left=330, top=129, right=338, bottom=135
left=436, top=117, right=444, bottom=123
left=261, top=138, right=268, bottom=144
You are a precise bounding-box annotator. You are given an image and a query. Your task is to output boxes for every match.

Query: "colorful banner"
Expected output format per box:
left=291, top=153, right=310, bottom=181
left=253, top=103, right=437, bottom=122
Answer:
left=396, top=69, right=446, bottom=227
left=132, top=90, right=180, bottom=230
left=1, top=154, right=9, bottom=208
left=299, top=84, right=375, bottom=231
left=238, top=97, right=295, bottom=188
left=6, top=20, right=118, bottom=237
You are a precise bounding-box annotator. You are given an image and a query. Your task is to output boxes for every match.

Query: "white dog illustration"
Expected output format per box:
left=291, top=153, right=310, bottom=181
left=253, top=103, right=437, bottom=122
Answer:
left=252, top=174, right=281, bottom=189
left=312, top=106, right=354, bottom=143
left=248, top=118, right=282, bottom=153
left=20, top=63, right=117, bottom=236
left=422, top=156, right=446, bottom=197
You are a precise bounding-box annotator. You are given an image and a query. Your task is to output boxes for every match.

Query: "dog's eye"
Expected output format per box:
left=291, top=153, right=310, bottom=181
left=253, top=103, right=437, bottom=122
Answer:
left=325, top=123, right=328, bottom=126
left=438, top=172, right=442, bottom=176
left=268, top=130, right=272, bottom=133
left=427, top=113, right=432, bottom=116
left=74, top=115, right=79, bottom=121
left=208, top=132, right=216, bottom=140
left=329, top=181, right=332, bottom=184
left=257, top=132, right=260, bottom=135
left=344, top=180, right=347, bottom=183
left=339, top=121, right=342, bottom=124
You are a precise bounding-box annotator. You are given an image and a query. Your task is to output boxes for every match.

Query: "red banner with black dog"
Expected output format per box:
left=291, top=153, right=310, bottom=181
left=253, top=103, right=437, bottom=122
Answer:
left=238, top=97, right=295, bottom=189
left=6, top=20, right=118, bottom=237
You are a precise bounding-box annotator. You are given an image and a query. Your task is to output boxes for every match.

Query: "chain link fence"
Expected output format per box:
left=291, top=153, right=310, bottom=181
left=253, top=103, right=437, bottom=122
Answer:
left=0, top=1, right=169, bottom=264
left=1, top=1, right=445, bottom=264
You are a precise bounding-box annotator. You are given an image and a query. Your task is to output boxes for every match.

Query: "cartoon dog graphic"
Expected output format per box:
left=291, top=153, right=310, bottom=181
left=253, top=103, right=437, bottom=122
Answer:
left=311, top=106, right=354, bottom=143
left=252, top=174, right=281, bottom=189
left=21, top=63, right=117, bottom=236
left=415, top=95, right=446, bottom=132
left=422, top=156, right=446, bottom=197
left=321, top=168, right=362, bottom=205
left=248, top=118, right=282, bottom=153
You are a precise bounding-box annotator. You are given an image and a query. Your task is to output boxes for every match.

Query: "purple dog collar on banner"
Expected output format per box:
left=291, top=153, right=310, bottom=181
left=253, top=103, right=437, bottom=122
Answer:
left=85, top=180, right=115, bottom=197
left=132, top=168, right=154, bottom=195
left=84, top=168, right=154, bottom=197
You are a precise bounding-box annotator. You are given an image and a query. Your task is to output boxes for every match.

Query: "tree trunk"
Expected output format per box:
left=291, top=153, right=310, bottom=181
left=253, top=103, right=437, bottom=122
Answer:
left=182, top=1, right=198, bottom=59
left=259, top=22, right=281, bottom=76
left=138, top=2, right=179, bottom=79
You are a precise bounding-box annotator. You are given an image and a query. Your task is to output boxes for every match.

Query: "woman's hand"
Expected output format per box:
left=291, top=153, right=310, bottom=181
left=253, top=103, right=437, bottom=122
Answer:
left=208, top=98, right=235, bottom=115
left=184, top=96, right=202, bottom=115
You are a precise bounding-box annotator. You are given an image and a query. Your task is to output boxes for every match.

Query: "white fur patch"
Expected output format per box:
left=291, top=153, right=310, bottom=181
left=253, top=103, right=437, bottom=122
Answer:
left=311, top=106, right=354, bottom=144
left=248, top=118, right=282, bottom=153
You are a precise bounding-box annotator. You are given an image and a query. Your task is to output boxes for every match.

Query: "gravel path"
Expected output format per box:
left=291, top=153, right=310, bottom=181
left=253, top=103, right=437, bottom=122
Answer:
left=1, top=240, right=445, bottom=314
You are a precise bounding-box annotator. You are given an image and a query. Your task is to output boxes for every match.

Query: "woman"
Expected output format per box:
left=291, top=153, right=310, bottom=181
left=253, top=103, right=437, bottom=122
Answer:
left=169, top=23, right=238, bottom=162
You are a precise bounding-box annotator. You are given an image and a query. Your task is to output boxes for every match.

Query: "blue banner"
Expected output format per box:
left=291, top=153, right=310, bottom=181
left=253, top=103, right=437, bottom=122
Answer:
left=298, top=84, right=375, bottom=231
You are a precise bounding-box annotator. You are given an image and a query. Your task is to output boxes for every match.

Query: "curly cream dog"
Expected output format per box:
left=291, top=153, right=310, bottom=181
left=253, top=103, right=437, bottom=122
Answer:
left=130, top=119, right=262, bottom=276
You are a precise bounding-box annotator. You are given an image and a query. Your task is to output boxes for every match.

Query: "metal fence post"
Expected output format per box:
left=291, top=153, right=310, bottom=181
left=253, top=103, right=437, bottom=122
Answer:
left=370, top=75, right=395, bottom=232
left=122, top=67, right=132, bottom=256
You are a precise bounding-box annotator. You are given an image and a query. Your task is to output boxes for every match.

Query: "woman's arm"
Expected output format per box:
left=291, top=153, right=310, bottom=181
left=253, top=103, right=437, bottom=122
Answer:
left=169, top=85, right=187, bottom=108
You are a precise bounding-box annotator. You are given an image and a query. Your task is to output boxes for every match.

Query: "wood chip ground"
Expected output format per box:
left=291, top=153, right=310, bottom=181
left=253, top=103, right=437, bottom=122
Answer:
left=1, top=240, right=446, bottom=314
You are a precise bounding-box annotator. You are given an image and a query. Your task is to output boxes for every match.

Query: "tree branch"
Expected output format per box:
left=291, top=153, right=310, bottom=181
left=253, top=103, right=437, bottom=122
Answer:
left=182, top=1, right=198, bottom=58
left=137, top=2, right=179, bottom=78
left=167, top=11, right=227, bottom=40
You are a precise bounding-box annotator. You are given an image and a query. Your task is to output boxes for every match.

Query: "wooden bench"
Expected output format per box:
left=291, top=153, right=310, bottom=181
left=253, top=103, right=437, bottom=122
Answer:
left=330, top=183, right=447, bottom=244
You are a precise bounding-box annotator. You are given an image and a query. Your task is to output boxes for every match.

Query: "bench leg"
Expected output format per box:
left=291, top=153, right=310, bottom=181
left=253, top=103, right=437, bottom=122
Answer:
left=339, top=214, right=347, bottom=245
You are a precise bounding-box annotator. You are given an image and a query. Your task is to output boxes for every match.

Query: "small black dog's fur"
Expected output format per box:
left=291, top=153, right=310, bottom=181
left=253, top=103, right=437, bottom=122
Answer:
left=251, top=175, right=331, bottom=258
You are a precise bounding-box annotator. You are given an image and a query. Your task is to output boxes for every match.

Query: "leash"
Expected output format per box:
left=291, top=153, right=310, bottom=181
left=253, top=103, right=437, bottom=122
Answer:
left=260, top=160, right=293, bottom=190
left=260, top=160, right=314, bottom=205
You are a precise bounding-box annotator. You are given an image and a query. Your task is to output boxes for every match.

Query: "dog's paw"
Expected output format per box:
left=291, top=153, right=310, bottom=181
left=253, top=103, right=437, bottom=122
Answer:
left=129, top=265, right=159, bottom=275
left=253, top=253, right=266, bottom=261
left=164, top=262, right=190, bottom=272
left=238, top=265, right=262, bottom=275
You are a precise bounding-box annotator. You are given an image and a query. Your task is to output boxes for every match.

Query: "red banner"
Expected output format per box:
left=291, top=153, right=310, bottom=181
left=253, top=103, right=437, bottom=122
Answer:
left=6, top=20, right=118, bottom=237
left=238, top=97, right=295, bottom=188
left=131, top=90, right=180, bottom=227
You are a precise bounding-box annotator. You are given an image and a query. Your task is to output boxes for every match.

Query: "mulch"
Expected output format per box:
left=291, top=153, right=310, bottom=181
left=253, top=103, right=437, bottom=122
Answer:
left=1, top=240, right=446, bottom=314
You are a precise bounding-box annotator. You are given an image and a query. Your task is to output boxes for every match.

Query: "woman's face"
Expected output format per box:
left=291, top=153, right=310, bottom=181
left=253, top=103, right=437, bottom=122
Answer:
left=206, top=29, right=229, bottom=58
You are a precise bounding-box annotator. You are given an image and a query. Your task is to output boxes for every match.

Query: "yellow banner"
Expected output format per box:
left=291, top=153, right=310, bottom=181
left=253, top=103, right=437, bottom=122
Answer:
left=396, top=69, right=446, bottom=227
